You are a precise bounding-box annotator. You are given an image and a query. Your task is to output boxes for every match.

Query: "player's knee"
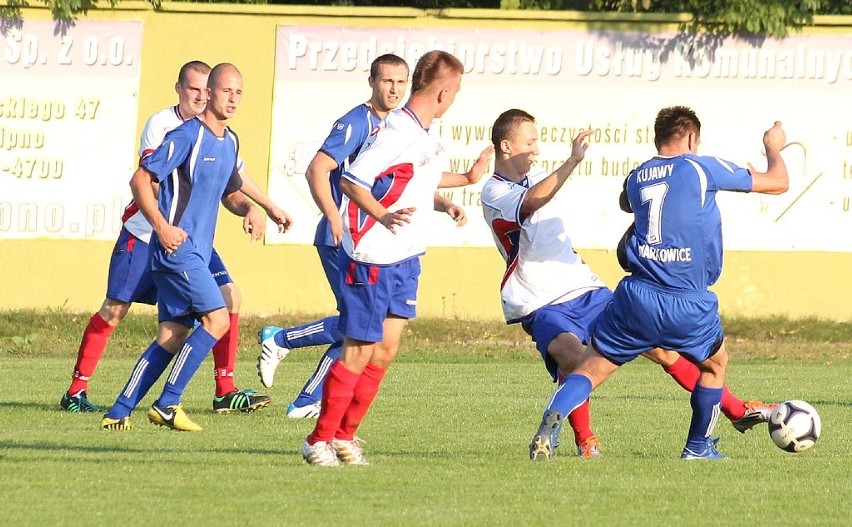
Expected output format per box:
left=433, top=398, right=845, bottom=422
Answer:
left=220, top=284, right=241, bottom=313
left=201, top=309, right=231, bottom=339
left=98, top=300, right=130, bottom=326
left=372, top=345, right=399, bottom=368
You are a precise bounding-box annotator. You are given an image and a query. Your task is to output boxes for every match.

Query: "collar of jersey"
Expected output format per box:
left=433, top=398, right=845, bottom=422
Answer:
left=493, top=172, right=530, bottom=187
left=401, top=105, right=426, bottom=130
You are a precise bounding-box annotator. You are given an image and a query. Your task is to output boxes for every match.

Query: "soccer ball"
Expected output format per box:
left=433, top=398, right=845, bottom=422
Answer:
left=768, top=400, right=821, bottom=453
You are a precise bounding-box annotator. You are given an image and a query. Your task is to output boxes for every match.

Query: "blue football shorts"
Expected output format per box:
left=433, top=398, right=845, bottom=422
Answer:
left=520, top=287, right=613, bottom=381
left=591, top=276, right=724, bottom=365
left=316, top=244, right=342, bottom=308
left=152, top=266, right=226, bottom=327
left=338, top=253, right=420, bottom=343
left=208, top=248, right=233, bottom=288
left=106, top=229, right=157, bottom=305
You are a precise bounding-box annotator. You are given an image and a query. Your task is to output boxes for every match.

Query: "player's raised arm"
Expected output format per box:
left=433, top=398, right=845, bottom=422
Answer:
left=521, top=129, right=593, bottom=215
left=749, top=121, right=789, bottom=195
left=129, top=166, right=186, bottom=253
left=439, top=144, right=495, bottom=188
left=306, top=151, right=344, bottom=244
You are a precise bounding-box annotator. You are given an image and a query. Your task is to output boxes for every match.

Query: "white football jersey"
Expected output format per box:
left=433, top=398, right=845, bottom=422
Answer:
left=481, top=169, right=605, bottom=321
left=122, top=105, right=244, bottom=242
left=340, top=106, right=446, bottom=265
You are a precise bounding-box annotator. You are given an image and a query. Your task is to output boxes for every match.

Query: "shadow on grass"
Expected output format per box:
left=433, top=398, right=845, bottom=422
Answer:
left=0, top=438, right=303, bottom=458
left=0, top=401, right=62, bottom=412
left=0, top=440, right=151, bottom=455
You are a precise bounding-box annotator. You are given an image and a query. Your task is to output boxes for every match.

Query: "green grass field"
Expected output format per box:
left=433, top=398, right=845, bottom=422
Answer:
left=2, top=311, right=851, bottom=526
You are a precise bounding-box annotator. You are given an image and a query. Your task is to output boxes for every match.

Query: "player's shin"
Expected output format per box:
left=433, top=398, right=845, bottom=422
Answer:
left=282, top=316, right=343, bottom=350
left=336, top=362, right=386, bottom=440
left=308, top=361, right=360, bottom=444
left=157, top=328, right=217, bottom=407
left=108, top=341, right=173, bottom=418
left=685, top=384, right=723, bottom=451
left=293, top=341, right=343, bottom=407
left=212, top=313, right=240, bottom=396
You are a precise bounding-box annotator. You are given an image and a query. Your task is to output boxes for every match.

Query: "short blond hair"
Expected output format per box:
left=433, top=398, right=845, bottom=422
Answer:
left=411, top=50, right=463, bottom=95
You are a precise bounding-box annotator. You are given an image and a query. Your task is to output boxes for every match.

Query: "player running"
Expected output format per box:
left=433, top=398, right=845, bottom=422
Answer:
left=258, top=54, right=492, bottom=419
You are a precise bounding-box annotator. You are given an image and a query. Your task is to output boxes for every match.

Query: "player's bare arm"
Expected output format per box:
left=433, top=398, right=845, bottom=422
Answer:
left=222, top=190, right=265, bottom=241
left=129, top=166, right=186, bottom=253
left=748, top=121, right=790, bottom=195
left=433, top=192, right=466, bottom=227
left=439, top=144, right=495, bottom=188
left=238, top=168, right=293, bottom=233
left=521, top=129, right=594, bottom=215
left=340, top=178, right=414, bottom=234
left=306, top=151, right=344, bottom=245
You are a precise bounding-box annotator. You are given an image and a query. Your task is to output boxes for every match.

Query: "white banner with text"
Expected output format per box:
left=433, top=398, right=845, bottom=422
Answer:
left=265, top=25, right=852, bottom=251
left=0, top=19, right=142, bottom=240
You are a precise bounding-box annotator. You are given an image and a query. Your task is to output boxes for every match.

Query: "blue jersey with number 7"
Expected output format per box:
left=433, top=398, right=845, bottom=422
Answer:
left=624, top=154, right=752, bottom=291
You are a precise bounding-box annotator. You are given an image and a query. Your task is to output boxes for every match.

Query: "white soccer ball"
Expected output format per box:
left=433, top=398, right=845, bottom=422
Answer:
left=768, top=400, right=821, bottom=453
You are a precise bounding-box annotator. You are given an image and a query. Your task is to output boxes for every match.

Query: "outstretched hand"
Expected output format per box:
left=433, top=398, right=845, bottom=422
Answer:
left=466, top=144, right=496, bottom=184
left=569, top=129, right=595, bottom=163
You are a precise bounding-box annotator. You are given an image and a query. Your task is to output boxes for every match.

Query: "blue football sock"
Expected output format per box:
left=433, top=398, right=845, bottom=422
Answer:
left=685, top=384, right=723, bottom=451
left=292, top=341, right=343, bottom=407
left=546, top=373, right=593, bottom=417
left=276, top=316, right=342, bottom=350
left=108, top=341, right=173, bottom=419
left=156, top=327, right=217, bottom=408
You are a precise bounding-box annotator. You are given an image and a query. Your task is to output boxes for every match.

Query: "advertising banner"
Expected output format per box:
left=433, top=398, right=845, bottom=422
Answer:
left=0, top=19, right=142, bottom=240
left=267, top=25, right=852, bottom=251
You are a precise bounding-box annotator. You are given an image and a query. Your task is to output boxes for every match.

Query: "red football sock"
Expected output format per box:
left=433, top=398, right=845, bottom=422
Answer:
left=567, top=398, right=595, bottom=445
left=212, top=313, right=239, bottom=397
left=336, top=362, right=386, bottom=441
left=68, top=313, right=115, bottom=395
left=663, top=356, right=700, bottom=391
left=308, top=361, right=360, bottom=444
left=663, top=356, right=747, bottom=421
left=720, top=386, right=746, bottom=421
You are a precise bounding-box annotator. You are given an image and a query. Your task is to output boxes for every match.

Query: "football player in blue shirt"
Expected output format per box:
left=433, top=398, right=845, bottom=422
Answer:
left=101, top=64, right=263, bottom=431
left=536, top=106, right=789, bottom=459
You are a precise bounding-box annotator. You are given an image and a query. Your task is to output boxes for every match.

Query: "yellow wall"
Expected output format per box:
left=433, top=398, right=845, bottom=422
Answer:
left=3, top=3, right=852, bottom=321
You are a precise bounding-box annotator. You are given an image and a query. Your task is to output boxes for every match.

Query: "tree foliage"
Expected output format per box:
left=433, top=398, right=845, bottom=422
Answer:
left=512, top=0, right=851, bottom=38
left=1, top=0, right=849, bottom=38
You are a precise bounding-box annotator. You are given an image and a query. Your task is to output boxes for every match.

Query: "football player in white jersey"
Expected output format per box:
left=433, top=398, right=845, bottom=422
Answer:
left=257, top=54, right=492, bottom=420
left=299, top=50, right=470, bottom=466
left=482, top=109, right=778, bottom=461
left=61, top=61, right=291, bottom=415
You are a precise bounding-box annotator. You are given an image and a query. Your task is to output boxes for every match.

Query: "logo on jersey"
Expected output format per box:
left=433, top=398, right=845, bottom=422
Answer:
left=203, top=157, right=216, bottom=162
left=347, top=163, right=414, bottom=248
left=491, top=218, right=522, bottom=288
